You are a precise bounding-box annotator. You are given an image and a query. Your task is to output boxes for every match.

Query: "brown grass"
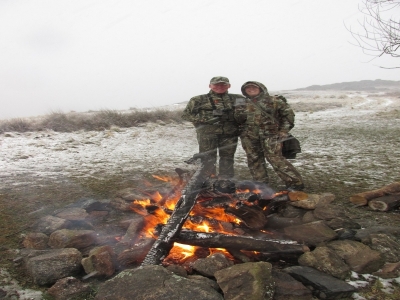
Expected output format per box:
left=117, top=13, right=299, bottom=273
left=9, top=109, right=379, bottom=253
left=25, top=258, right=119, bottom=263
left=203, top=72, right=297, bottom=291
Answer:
left=0, top=109, right=184, bottom=133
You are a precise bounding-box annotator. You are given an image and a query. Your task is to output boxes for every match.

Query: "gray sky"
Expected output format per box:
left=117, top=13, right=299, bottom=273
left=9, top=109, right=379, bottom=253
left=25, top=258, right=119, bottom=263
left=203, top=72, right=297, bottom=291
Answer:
left=1, top=0, right=399, bottom=119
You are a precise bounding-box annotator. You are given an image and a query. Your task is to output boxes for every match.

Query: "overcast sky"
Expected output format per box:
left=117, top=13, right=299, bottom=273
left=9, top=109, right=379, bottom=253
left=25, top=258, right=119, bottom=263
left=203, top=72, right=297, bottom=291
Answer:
left=1, top=0, right=399, bottom=119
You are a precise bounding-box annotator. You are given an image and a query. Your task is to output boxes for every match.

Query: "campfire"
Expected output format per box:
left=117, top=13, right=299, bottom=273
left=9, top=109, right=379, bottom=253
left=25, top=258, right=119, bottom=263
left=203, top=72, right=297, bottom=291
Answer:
left=115, top=154, right=307, bottom=269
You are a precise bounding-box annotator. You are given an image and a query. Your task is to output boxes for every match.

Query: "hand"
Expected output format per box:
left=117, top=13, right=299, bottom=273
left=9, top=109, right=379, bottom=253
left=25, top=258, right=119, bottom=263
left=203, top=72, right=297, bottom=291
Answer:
left=278, top=131, right=289, bottom=141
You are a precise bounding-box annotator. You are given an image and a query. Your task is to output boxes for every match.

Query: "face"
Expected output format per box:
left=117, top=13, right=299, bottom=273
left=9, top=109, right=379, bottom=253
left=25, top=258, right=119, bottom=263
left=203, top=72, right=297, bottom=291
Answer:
left=245, top=85, right=260, bottom=97
left=209, top=83, right=230, bottom=94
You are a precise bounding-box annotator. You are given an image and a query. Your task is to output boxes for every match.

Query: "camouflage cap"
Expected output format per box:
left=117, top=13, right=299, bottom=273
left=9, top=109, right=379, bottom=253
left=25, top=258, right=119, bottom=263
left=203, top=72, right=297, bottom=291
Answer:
left=210, top=76, right=230, bottom=84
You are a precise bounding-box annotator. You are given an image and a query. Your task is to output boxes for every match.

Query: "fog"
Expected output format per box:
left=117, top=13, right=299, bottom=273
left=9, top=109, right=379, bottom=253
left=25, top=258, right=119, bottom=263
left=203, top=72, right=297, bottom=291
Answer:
left=1, top=0, right=399, bottom=119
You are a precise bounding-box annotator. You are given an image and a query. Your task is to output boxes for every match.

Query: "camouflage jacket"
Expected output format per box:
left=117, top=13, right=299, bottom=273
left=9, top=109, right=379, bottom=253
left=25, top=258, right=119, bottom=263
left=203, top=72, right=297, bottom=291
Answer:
left=235, top=81, right=295, bottom=137
left=181, top=90, right=244, bottom=135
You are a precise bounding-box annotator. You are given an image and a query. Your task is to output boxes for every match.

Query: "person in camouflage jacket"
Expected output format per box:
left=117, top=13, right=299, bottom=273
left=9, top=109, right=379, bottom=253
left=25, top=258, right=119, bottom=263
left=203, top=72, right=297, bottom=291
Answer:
left=235, top=81, right=304, bottom=190
left=181, top=76, right=244, bottom=178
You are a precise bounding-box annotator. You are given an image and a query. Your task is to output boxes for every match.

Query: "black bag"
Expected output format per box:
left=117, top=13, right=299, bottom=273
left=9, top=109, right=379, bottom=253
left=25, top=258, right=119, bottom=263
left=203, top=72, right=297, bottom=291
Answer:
left=282, top=134, right=301, bottom=159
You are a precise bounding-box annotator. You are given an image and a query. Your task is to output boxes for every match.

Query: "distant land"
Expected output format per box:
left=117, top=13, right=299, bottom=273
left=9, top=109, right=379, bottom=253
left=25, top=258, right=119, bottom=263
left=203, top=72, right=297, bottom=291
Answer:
left=295, top=79, right=400, bottom=91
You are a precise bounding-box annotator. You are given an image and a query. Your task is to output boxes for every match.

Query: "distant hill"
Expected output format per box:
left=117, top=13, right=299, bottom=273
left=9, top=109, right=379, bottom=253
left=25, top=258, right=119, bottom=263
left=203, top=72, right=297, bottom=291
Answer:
left=296, top=79, right=400, bottom=91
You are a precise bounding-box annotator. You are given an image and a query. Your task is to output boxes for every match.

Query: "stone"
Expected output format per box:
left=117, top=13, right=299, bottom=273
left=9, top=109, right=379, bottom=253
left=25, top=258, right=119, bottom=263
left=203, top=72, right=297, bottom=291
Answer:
left=33, top=215, right=71, bottom=235
left=284, top=266, right=356, bottom=299
left=94, top=265, right=223, bottom=300
left=214, top=261, right=275, bottom=300
left=47, top=276, right=91, bottom=300
left=121, top=215, right=145, bottom=245
left=265, top=214, right=303, bottom=230
left=324, top=218, right=361, bottom=230
left=289, top=194, right=322, bottom=210
left=55, top=207, right=88, bottom=221
left=298, top=246, right=351, bottom=280
left=22, top=232, right=49, bottom=250
left=283, top=221, right=338, bottom=247
left=48, top=229, right=97, bottom=249
left=315, top=193, right=336, bottom=207
left=373, top=262, right=400, bottom=279
left=302, top=211, right=319, bottom=223
left=355, top=226, right=400, bottom=243
left=109, top=197, right=132, bottom=211
left=272, top=270, right=313, bottom=300
left=192, top=253, right=233, bottom=277
left=313, top=204, right=346, bottom=220
left=24, top=248, right=82, bottom=285
left=81, top=245, right=116, bottom=277
left=188, top=275, right=220, bottom=291
left=327, top=240, right=385, bottom=274
left=166, top=265, right=187, bottom=277
left=279, top=205, right=306, bottom=218
left=367, top=233, right=400, bottom=263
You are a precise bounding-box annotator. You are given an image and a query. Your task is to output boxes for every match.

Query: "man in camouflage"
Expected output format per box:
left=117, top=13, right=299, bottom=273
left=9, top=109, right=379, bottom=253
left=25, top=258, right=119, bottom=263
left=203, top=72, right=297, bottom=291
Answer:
left=182, top=76, right=243, bottom=178
left=235, top=81, right=304, bottom=190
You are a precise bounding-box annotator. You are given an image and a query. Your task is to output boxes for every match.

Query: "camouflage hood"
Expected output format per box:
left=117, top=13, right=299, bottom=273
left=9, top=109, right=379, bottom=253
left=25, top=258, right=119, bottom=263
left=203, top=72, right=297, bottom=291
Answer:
left=241, top=81, right=269, bottom=99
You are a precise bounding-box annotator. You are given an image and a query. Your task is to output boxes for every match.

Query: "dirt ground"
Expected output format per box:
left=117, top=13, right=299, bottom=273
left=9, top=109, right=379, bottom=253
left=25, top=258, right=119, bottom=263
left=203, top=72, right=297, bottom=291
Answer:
left=1, top=89, right=400, bottom=298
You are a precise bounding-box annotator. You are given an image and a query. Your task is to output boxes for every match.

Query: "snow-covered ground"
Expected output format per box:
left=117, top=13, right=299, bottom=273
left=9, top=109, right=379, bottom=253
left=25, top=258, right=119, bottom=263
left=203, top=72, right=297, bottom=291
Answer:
left=0, top=90, right=398, bottom=191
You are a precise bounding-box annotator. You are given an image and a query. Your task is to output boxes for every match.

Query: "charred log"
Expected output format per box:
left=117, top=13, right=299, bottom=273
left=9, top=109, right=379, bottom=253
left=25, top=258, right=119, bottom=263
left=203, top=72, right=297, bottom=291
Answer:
left=141, top=154, right=215, bottom=266
left=225, top=204, right=267, bottom=230
left=172, top=230, right=307, bottom=253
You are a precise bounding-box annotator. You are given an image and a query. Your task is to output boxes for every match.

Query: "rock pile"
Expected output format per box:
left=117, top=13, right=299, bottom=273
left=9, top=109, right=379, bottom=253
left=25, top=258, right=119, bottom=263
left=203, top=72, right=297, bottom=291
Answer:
left=14, top=187, right=400, bottom=300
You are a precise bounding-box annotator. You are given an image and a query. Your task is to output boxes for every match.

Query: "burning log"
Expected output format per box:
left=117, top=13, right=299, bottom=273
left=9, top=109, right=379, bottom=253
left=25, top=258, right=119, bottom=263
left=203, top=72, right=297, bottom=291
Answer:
left=349, top=182, right=400, bottom=206
left=368, top=195, right=400, bottom=211
left=172, top=230, right=308, bottom=254
left=225, top=205, right=267, bottom=230
left=141, top=153, right=215, bottom=266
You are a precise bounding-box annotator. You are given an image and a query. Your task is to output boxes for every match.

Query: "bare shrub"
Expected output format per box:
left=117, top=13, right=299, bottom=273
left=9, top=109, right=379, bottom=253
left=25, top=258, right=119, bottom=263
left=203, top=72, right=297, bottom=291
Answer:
left=39, top=112, right=80, bottom=132
left=0, top=118, right=33, bottom=133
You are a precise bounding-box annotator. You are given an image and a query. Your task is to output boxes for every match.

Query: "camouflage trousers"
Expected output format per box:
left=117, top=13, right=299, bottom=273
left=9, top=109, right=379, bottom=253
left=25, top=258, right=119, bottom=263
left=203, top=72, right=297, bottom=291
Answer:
left=240, top=134, right=303, bottom=187
left=196, top=132, right=238, bottom=178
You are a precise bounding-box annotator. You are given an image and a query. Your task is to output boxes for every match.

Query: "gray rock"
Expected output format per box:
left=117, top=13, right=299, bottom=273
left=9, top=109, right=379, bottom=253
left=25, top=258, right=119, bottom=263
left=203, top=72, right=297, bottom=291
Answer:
left=33, top=215, right=71, bottom=235
left=94, top=265, right=223, bottom=300
left=324, top=217, right=361, bottom=230
left=121, top=215, right=145, bottom=245
left=355, top=226, right=400, bottom=243
left=327, top=240, right=384, bottom=273
left=81, top=245, right=116, bottom=277
left=298, top=246, right=351, bottom=280
left=313, top=204, right=346, bottom=220
left=289, top=193, right=335, bottom=210
left=284, top=266, right=356, bottom=299
left=48, top=229, right=97, bottom=249
left=188, top=275, right=220, bottom=291
left=47, top=276, right=91, bottom=300
left=265, top=214, right=303, bottom=230
left=25, top=248, right=82, bottom=285
left=367, top=233, right=400, bottom=263
left=192, top=253, right=233, bottom=277
left=214, top=261, right=275, bottom=300
left=22, top=232, right=49, bottom=250
left=55, top=207, right=88, bottom=221
left=302, top=211, right=319, bottom=223
left=279, top=205, right=306, bottom=218
left=272, top=270, right=313, bottom=300
left=283, top=221, right=338, bottom=247
left=373, top=262, right=400, bottom=279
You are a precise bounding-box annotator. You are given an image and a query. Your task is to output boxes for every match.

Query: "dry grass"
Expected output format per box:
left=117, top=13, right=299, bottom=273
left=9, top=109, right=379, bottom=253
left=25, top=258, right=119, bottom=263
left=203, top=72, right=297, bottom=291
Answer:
left=0, top=109, right=183, bottom=133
